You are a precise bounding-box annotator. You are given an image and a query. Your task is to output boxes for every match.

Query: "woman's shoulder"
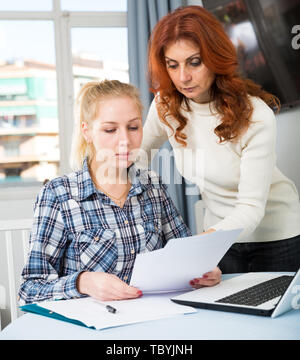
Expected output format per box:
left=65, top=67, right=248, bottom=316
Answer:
left=38, top=169, right=82, bottom=202
left=46, top=170, right=78, bottom=188
left=249, top=95, right=275, bottom=118
left=245, top=95, right=276, bottom=133
left=239, top=96, right=276, bottom=145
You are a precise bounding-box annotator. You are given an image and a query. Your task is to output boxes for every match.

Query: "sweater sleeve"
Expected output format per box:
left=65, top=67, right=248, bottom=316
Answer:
left=211, top=101, right=276, bottom=239
left=138, top=97, right=169, bottom=169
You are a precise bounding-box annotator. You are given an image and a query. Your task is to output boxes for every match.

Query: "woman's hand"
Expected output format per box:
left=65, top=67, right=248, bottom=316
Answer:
left=190, top=267, right=222, bottom=288
left=189, top=229, right=221, bottom=287
left=77, top=271, right=142, bottom=301
left=201, top=228, right=216, bottom=235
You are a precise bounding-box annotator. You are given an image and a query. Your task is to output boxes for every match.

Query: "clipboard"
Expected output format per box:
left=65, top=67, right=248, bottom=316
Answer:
left=20, top=303, right=88, bottom=328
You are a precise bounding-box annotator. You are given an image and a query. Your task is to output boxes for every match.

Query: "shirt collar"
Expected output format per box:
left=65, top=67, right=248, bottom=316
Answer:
left=76, top=158, right=96, bottom=200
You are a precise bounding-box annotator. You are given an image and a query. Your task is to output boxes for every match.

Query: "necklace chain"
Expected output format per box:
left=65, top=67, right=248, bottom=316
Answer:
left=89, top=165, right=130, bottom=206
left=96, top=182, right=130, bottom=202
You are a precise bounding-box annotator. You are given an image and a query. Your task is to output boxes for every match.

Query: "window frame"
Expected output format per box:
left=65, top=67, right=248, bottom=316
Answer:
left=0, top=0, right=127, bottom=200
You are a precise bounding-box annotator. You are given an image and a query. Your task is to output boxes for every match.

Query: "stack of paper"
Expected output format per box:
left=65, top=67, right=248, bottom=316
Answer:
left=21, top=292, right=196, bottom=330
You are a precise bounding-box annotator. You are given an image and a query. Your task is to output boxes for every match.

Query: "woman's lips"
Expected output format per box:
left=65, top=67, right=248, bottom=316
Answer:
left=183, top=86, right=196, bottom=92
left=116, top=153, right=130, bottom=159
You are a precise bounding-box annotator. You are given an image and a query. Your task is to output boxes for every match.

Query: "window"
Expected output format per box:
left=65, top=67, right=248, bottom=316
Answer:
left=0, top=20, right=58, bottom=184
left=71, top=27, right=129, bottom=99
left=0, top=0, right=128, bottom=192
left=0, top=0, right=52, bottom=11
left=61, top=0, right=127, bottom=12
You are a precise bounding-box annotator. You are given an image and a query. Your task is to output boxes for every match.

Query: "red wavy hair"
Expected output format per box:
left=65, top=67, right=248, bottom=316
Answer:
left=148, top=5, right=280, bottom=146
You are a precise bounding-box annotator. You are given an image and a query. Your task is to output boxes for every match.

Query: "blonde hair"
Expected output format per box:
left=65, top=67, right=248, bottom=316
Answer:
left=70, top=79, right=143, bottom=170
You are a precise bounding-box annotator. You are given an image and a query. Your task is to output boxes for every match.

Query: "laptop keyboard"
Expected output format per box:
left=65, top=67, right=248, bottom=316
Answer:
left=216, top=275, right=293, bottom=307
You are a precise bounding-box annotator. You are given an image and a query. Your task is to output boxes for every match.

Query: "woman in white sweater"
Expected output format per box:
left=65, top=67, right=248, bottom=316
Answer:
left=140, top=6, right=300, bottom=273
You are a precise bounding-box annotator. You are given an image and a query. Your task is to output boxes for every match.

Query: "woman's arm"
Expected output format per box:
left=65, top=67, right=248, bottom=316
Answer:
left=211, top=100, right=276, bottom=238
left=160, top=182, right=192, bottom=242
left=19, top=185, right=82, bottom=304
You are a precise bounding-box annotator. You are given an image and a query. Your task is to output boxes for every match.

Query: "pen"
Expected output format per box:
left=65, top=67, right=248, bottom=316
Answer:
left=99, top=302, right=117, bottom=314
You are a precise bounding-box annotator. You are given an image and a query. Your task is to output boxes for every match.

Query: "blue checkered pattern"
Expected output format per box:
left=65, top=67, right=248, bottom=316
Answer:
left=19, top=159, right=191, bottom=304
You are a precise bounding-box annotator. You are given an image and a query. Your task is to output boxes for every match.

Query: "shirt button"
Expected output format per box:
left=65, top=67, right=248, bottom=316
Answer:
left=130, top=249, right=135, bottom=254
left=124, top=220, right=129, bottom=225
left=94, top=236, right=99, bottom=241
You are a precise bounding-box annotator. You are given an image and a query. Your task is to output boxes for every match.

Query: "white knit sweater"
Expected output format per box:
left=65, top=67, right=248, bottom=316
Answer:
left=140, top=96, right=300, bottom=242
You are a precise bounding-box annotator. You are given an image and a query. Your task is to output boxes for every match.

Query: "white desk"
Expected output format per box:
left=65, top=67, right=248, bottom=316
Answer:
left=1, top=274, right=300, bottom=340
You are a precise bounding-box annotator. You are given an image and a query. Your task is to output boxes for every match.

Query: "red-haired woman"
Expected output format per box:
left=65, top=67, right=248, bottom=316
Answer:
left=140, top=6, right=300, bottom=273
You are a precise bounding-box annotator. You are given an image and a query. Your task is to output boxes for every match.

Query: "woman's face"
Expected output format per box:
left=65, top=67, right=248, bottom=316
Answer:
left=164, top=39, right=215, bottom=103
left=82, top=96, right=143, bottom=171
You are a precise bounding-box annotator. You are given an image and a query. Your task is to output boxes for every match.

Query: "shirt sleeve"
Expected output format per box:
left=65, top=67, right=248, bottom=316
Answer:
left=159, top=182, right=192, bottom=242
left=211, top=101, right=276, bottom=239
left=19, top=184, right=82, bottom=304
left=138, top=97, right=169, bottom=169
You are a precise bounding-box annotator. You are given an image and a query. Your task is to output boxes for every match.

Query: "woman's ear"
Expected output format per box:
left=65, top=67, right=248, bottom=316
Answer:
left=81, top=121, right=91, bottom=143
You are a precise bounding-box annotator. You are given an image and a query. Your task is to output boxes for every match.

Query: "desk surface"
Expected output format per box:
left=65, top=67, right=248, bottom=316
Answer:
left=1, top=274, right=300, bottom=340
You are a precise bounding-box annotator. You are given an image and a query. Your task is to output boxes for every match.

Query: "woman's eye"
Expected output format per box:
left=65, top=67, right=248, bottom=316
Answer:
left=129, top=126, right=139, bottom=131
left=166, top=62, right=178, bottom=69
left=104, top=129, right=116, bottom=133
left=190, top=59, right=202, bottom=67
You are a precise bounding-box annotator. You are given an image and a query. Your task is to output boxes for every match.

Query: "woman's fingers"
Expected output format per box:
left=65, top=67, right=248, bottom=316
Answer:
left=190, top=267, right=222, bottom=288
left=101, top=275, right=142, bottom=300
left=79, top=271, right=142, bottom=301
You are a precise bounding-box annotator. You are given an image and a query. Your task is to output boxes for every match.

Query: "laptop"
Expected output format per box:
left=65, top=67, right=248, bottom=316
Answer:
left=171, top=268, right=300, bottom=317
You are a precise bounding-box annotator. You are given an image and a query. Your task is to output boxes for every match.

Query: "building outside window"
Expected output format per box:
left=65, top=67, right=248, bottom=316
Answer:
left=0, top=0, right=128, bottom=187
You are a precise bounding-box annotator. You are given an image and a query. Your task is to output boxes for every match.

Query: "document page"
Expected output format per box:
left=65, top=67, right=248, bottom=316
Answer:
left=29, top=292, right=197, bottom=330
left=130, top=229, right=242, bottom=292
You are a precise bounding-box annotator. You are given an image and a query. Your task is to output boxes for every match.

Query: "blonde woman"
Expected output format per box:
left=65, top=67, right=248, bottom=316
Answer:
left=19, top=80, right=221, bottom=304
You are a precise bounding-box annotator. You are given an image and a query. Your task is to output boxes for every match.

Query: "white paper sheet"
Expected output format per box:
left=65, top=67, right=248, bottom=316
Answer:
left=130, top=229, right=242, bottom=292
left=34, top=292, right=196, bottom=330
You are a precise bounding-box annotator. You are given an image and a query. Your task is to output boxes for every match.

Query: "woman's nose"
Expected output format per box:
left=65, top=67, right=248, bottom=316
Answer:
left=179, top=66, right=192, bottom=83
left=118, top=130, right=130, bottom=147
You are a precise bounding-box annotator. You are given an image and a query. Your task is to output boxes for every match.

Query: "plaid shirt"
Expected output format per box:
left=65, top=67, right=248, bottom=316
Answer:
left=19, top=159, right=191, bottom=304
